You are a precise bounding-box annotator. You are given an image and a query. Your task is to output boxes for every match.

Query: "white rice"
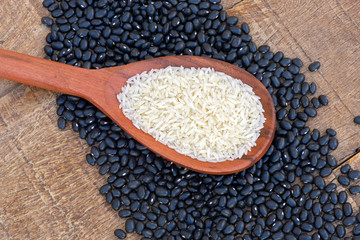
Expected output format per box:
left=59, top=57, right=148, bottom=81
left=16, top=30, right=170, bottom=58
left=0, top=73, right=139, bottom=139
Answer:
left=117, top=66, right=265, bottom=162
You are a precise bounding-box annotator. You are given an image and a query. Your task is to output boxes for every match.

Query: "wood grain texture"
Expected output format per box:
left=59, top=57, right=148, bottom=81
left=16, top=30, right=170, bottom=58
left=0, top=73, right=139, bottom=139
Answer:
left=0, top=0, right=359, bottom=239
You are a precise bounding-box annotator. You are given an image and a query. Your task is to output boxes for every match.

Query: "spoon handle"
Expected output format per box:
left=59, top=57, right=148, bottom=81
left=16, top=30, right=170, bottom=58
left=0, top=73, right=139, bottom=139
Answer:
left=0, top=48, right=96, bottom=97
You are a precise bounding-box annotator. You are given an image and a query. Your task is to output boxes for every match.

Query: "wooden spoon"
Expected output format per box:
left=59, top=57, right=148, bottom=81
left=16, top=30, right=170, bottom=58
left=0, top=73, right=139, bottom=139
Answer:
left=0, top=48, right=275, bottom=175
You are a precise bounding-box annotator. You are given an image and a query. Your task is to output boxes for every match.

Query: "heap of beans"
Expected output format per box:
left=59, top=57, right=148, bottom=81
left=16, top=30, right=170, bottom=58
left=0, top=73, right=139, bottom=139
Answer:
left=42, top=0, right=360, bottom=239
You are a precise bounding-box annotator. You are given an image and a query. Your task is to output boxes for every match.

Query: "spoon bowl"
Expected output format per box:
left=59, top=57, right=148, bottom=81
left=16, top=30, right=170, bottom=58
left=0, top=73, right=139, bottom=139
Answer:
left=0, top=48, right=276, bottom=175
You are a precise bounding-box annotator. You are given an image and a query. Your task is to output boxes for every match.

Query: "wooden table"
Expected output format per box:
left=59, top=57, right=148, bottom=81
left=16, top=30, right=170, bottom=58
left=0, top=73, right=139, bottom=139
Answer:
left=0, top=0, right=359, bottom=239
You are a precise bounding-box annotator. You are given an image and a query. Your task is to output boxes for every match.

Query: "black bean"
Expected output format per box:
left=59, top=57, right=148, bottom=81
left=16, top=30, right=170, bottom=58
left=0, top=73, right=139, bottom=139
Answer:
left=142, top=229, right=152, bottom=238
left=288, top=65, right=299, bottom=75
left=86, top=154, right=96, bottom=166
left=307, top=143, right=319, bottom=151
left=350, top=186, right=360, bottom=195
left=42, top=17, right=53, bottom=26
left=43, top=0, right=55, bottom=8
left=293, top=119, right=305, bottom=128
left=301, top=223, right=313, bottom=232
left=318, top=95, right=328, bottom=105
left=118, top=209, right=131, bottom=218
left=323, top=213, right=335, bottom=222
left=99, top=184, right=111, bottom=195
left=57, top=117, right=67, bottom=129
left=348, top=170, right=360, bottom=180
left=304, top=200, right=312, bottom=212
left=133, top=212, right=146, bottom=221
left=344, top=216, right=356, bottom=226
left=280, top=58, right=291, bottom=67
left=320, top=167, right=332, bottom=177
left=114, top=229, right=126, bottom=239
left=292, top=58, right=303, bottom=67
left=290, top=98, right=300, bottom=109
left=312, top=202, right=321, bottom=216
left=338, top=175, right=350, bottom=186
left=300, top=174, right=313, bottom=183
left=310, top=189, right=321, bottom=199
left=310, top=176, right=322, bottom=192
left=314, top=216, right=323, bottom=229
left=334, top=208, right=344, bottom=220
left=99, top=164, right=110, bottom=175
left=328, top=137, right=338, bottom=150
left=291, top=82, right=301, bottom=94
left=128, top=180, right=141, bottom=189
left=319, top=145, right=329, bottom=155
left=343, top=203, right=353, bottom=217
left=240, top=185, right=253, bottom=196
left=308, top=61, right=320, bottom=71
left=325, top=155, right=336, bottom=168
left=323, top=203, right=334, bottom=213
left=247, top=64, right=259, bottom=74
left=296, top=112, right=308, bottom=122
left=325, top=183, right=337, bottom=192
left=154, top=228, right=166, bottom=238
left=300, top=95, right=309, bottom=108
left=294, top=74, right=305, bottom=84
left=304, top=107, right=317, bottom=117
left=47, top=3, right=59, bottom=12
left=311, top=97, right=320, bottom=108
left=324, top=223, right=335, bottom=235
left=356, top=212, right=360, bottom=223
left=51, top=41, right=63, bottom=50
left=309, top=82, right=317, bottom=94
left=223, top=224, right=235, bottom=234
left=354, top=224, right=360, bottom=235
left=329, top=192, right=338, bottom=205
left=270, top=221, right=282, bottom=233
left=155, top=186, right=169, bottom=197
left=52, top=9, right=64, bottom=18
left=241, top=22, right=250, bottom=34
left=318, top=228, right=330, bottom=240
left=337, top=192, right=347, bottom=206
left=355, top=116, right=360, bottom=124
left=282, top=71, right=292, bottom=80
left=157, top=215, right=166, bottom=227
left=317, top=135, right=329, bottom=146
left=301, top=82, right=310, bottom=95
left=335, top=224, right=346, bottom=238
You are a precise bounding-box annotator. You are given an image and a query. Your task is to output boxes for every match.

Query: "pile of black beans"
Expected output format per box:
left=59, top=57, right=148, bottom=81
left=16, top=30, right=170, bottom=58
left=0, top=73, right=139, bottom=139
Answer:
left=42, top=0, right=360, bottom=239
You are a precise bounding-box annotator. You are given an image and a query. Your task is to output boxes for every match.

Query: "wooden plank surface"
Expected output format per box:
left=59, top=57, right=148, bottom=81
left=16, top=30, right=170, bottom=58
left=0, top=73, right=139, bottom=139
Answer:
left=0, top=0, right=359, bottom=239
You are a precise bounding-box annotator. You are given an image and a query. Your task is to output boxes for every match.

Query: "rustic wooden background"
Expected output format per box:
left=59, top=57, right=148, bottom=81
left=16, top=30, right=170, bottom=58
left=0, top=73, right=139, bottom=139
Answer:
left=0, top=0, right=359, bottom=239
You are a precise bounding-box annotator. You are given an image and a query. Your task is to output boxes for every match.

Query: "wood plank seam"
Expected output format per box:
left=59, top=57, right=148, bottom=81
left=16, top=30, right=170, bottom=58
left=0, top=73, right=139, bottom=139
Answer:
left=225, top=0, right=244, bottom=10
left=312, top=2, right=327, bottom=16
left=334, top=152, right=360, bottom=171
left=0, top=113, right=8, bottom=128
left=262, top=29, right=282, bottom=46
